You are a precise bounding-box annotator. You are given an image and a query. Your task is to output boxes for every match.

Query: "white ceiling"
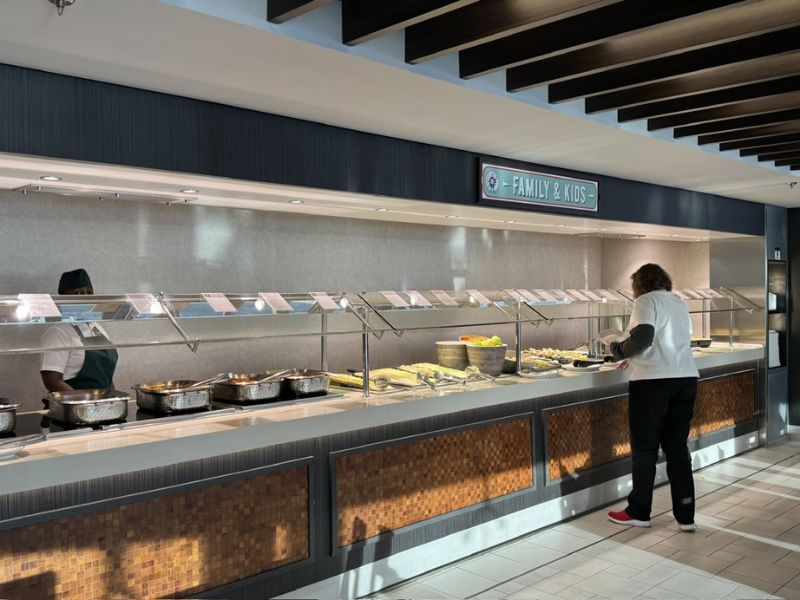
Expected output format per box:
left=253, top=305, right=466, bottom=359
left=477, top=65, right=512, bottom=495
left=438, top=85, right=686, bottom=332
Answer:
left=0, top=0, right=798, bottom=207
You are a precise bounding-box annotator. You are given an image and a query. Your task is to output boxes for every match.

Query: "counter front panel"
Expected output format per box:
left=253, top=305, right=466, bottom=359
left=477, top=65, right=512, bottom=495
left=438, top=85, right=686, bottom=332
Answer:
left=0, top=466, right=309, bottom=600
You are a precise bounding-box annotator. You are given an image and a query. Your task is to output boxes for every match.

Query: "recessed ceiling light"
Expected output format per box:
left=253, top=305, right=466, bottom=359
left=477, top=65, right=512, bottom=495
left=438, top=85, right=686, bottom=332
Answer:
left=504, top=220, right=517, bottom=224
left=556, top=224, right=565, bottom=228
left=375, top=208, right=388, bottom=212
left=288, top=200, right=305, bottom=205
left=40, top=175, right=61, bottom=182
left=181, top=189, right=198, bottom=194
left=599, top=228, right=609, bottom=232
left=671, top=234, right=680, bottom=237
left=445, top=215, right=458, bottom=219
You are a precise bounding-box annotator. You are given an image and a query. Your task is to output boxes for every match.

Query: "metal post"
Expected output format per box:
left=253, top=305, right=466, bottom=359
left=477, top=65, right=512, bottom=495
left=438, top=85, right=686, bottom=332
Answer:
left=362, top=329, right=370, bottom=398
left=729, top=296, right=734, bottom=348
left=515, top=309, right=523, bottom=373
left=320, top=312, right=329, bottom=372
left=702, top=299, right=708, bottom=339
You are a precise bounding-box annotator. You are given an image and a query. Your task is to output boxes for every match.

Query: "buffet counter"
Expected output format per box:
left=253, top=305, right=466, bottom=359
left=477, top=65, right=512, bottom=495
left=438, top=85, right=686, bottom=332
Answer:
left=0, top=344, right=763, bottom=600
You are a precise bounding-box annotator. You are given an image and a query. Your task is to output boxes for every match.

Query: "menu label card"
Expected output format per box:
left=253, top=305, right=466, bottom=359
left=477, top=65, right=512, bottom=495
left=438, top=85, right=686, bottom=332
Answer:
left=566, top=289, right=590, bottom=302
left=380, top=291, right=410, bottom=308
left=581, top=289, right=603, bottom=302
left=502, top=289, right=524, bottom=302
left=673, top=289, right=689, bottom=300
left=518, top=289, right=541, bottom=302
left=701, top=288, right=724, bottom=299
left=127, top=293, right=162, bottom=315
left=431, top=290, right=458, bottom=306
left=533, top=289, right=557, bottom=302
left=407, top=291, right=433, bottom=307
left=202, top=293, right=236, bottom=313
left=683, top=289, right=703, bottom=300
left=466, top=289, right=492, bottom=305
left=310, top=292, right=341, bottom=311
left=18, top=294, right=61, bottom=318
left=259, top=292, right=294, bottom=313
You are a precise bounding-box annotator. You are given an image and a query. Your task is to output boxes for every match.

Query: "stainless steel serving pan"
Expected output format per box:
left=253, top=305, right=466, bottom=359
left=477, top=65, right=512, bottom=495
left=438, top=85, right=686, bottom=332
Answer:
left=280, top=370, right=330, bottom=398
left=47, top=390, right=129, bottom=424
left=213, top=373, right=282, bottom=403
left=0, top=398, right=20, bottom=434
left=134, top=380, right=212, bottom=413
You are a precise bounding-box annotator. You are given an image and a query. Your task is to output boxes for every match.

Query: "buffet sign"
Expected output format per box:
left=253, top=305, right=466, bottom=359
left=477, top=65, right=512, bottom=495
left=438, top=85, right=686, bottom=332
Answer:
left=480, top=161, right=598, bottom=212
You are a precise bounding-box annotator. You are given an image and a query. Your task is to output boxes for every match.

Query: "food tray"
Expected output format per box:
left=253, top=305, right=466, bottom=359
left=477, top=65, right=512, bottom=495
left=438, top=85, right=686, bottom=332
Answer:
left=280, top=370, right=329, bottom=398
left=47, top=390, right=130, bottom=424
left=134, top=381, right=211, bottom=413
left=213, top=373, right=282, bottom=403
left=0, top=399, right=19, bottom=434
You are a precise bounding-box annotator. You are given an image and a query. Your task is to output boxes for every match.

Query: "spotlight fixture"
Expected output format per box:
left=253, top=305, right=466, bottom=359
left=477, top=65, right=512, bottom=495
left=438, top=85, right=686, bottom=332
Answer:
left=180, top=189, right=198, bottom=194
left=374, top=208, right=388, bottom=212
left=445, top=215, right=458, bottom=219
left=504, top=220, right=517, bottom=224
left=48, top=0, right=76, bottom=16
left=40, top=175, right=61, bottom=182
left=288, top=200, right=305, bottom=205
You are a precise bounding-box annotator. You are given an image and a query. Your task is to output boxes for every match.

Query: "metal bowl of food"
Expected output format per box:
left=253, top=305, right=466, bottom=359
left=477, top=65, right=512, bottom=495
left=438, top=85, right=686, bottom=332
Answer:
left=0, top=398, right=21, bottom=434
left=47, top=389, right=129, bottom=425
left=280, top=370, right=330, bottom=398
left=134, top=380, right=211, bottom=413
left=213, top=373, right=283, bottom=403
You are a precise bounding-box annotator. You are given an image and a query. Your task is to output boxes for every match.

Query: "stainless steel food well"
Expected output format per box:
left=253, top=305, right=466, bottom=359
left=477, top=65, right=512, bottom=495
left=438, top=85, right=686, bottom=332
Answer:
left=134, top=381, right=212, bottom=413
left=47, top=390, right=129, bottom=424
left=213, top=373, right=281, bottom=403
left=0, top=398, right=20, bottom=434
left=280, top=370, right=330, bottom=398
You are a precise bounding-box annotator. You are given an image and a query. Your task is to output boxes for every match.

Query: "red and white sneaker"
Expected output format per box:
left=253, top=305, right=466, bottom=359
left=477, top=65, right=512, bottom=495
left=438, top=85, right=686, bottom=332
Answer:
left=608, top=509, right=651, bottom=527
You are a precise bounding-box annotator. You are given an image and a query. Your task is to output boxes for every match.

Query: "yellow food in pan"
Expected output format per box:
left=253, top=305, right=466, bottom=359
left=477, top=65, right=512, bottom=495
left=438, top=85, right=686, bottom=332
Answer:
left=329, top=373, right=382, bottom=391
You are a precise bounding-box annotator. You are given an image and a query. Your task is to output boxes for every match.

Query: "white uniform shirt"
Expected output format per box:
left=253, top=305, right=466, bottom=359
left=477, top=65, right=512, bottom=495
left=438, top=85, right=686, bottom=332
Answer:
left=627, top=290, right=699, bottom=381
left=40, top=323, right=110, bottom=381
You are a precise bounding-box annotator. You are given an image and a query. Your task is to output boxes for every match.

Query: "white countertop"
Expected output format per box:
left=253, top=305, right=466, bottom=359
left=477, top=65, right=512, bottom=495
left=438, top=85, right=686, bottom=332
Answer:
left=0, top=344, right=763, bottom=496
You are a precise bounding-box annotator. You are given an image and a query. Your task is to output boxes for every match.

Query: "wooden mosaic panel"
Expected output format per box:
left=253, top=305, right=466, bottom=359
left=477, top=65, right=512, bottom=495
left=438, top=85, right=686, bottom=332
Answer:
left=336, top=419, right=533, bottom=547
left=0, top=466, right=309, bottom=600
left=690, top=371, right=755, bottom=438
left=547, top=371, right=756, bottom=480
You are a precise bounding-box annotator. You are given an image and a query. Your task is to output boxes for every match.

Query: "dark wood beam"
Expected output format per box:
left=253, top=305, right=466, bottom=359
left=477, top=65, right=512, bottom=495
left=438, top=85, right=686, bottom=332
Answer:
left=720, top=133, right=800, bottom=151
left=763, top=151, right=800, bottom=162
left=458, top=0, right=741, bottom=79
left=747, top=143, right=800, bottom=158
left=776, top=157, right=800, bottom=166
left=504, top=0, right=800, bottom=90
left=789, top=165, right=800, bottom=170
left=586, top=52, right=800, bottom=113
left=544, top=25, right=800, bottom=99
left=267, top=0, right=333, bottom=23
left=674, top=109, right=800, bottom=138
left=343, top=0, right=477, bottom=45
left=699, top=122, right=800, bottom=145
left=618, top=75, right=800, bottom=122
left=648, top=92, right=800, bottom=130
left=405, top=0, right=619, bottom=64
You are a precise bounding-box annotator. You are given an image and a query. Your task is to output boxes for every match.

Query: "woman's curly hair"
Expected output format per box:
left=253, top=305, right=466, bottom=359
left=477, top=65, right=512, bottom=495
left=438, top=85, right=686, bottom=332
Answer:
left=631, top=263, right=672, bottom=298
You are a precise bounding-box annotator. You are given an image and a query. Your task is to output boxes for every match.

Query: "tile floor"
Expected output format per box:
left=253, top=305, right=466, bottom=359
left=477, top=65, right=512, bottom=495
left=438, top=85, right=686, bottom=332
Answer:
left=367, top=432, right=800, bottom=600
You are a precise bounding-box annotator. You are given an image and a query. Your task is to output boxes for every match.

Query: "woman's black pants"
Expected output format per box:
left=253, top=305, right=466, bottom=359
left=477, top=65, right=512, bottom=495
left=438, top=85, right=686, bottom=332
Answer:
left=626, top=377, right=698, bottom=524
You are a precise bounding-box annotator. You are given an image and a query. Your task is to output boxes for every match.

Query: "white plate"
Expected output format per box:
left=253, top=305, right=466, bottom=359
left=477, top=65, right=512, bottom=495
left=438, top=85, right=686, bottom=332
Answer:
left=517, top=369, right=561, bottom=379
left=561, top=363, right=603, bottom=372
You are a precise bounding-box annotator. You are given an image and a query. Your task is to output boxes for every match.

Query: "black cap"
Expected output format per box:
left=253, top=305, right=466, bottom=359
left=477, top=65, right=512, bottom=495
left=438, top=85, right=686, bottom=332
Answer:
left=58, top=269, right=92, bottom=294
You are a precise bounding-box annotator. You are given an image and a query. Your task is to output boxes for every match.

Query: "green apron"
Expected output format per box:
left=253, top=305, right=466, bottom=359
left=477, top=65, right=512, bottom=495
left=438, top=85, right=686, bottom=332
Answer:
left=65, top=325, right=118, bottom=390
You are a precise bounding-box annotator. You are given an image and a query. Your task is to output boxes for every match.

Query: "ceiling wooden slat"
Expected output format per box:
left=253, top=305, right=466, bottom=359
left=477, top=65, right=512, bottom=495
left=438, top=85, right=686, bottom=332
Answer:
left=760, top=149, right=800, bottom=161
left=586, top=52, right=800, bottom=113
left=699, top=122, right=800, bottom=145
left=775, top=157, right=800, bottom=167
left=545, top=26, right=800, bottom=100
left=504, top=0, right=800, bottom=91
left=741, top=142, right=800, bottom=156
left=458, top=0, right=742, bottom=80
left=343, top=0, right=477, bottom=46
left=720, top=133, right=800, bottom=151
left=618, top=75, right=800, bottom=122
left=674, top=109, right=800, bottom=138
left=647, top=92, right=800, bottom=131
left=789, top=165, right=800, bottom=170
left=267, top=0, right=333, bottom=23
left=404, top=0, right=619, bottom=64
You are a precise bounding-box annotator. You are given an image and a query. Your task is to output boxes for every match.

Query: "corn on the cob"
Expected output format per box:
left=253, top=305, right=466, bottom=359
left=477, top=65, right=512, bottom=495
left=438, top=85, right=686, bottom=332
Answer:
left=329, top=373, right=381, bottom=391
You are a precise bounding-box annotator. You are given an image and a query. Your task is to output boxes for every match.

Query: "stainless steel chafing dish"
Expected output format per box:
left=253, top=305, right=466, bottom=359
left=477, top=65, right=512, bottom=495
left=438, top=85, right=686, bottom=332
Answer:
left=47, top=390, right=130, bottom=424
left=213, top=373, right=282, bottom=403
left=134, top=380, right=212, bottom=413
left=0, top=398, right=21, bottom=434
left=280, top=370, right=330, bottom=398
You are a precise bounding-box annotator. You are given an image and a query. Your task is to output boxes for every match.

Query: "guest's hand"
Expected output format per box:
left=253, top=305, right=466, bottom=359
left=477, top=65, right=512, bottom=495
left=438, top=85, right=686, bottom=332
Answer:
left=616, top=359, right=629, bottom=370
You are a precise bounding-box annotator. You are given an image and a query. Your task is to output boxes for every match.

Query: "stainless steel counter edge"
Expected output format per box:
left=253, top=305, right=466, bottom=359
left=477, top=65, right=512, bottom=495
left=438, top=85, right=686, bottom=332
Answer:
left=0, top=346, right=763, bottom=495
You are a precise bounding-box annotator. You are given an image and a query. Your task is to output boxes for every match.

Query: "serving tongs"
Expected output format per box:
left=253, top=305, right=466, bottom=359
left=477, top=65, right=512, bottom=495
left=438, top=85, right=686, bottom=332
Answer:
left=464, top=365, right=496, bottom=385
left=0, top=433, right=47, bottom=461
left=186, top=372, right=234, bottom=389
left=250, top=369, right=294, bottom=384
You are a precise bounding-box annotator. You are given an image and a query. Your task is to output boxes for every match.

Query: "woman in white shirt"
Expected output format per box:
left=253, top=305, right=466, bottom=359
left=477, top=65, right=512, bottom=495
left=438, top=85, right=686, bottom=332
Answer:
left=40, top=269, right=118, bottom=392
left=606, top=264, right=699, bottom=531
